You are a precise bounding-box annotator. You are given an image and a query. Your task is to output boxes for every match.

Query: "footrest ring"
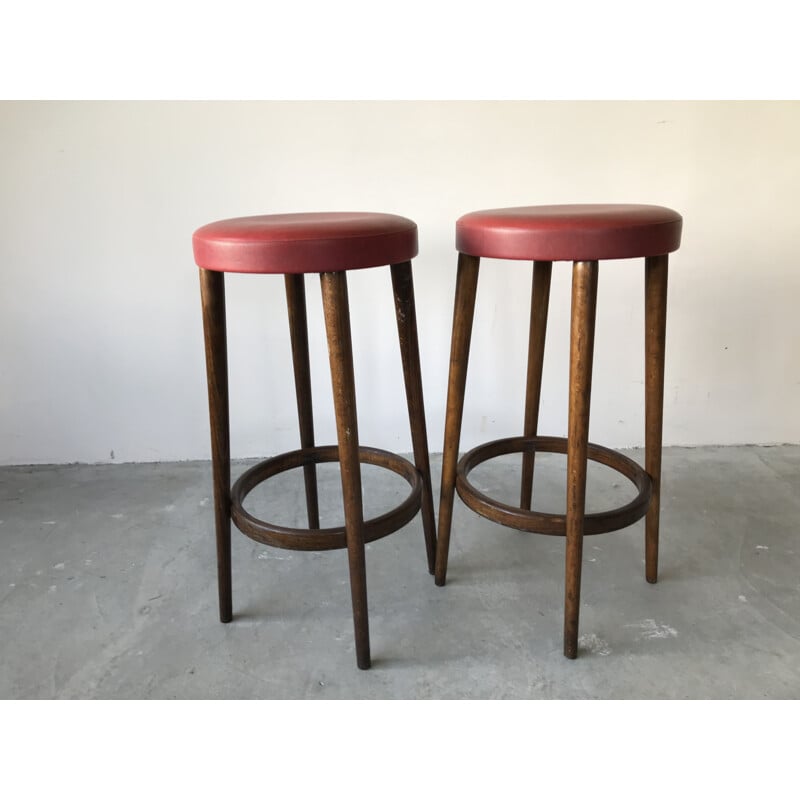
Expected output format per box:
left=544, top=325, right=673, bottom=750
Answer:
left=456, top=435, right=652, bottom=536
left=231, top=445, right=423, bottom=550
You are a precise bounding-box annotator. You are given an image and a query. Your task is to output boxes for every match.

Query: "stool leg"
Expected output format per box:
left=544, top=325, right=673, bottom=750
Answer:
left=390, top=262, right=437, bottom=575
left=285, top=274, right=320, bottom=529
left=199, top=268, right=232, bottom=623
left=520, top=260, right=552, bottom=509
left=645, top=255, right=669, bottom=584
left=320, top=271, right=370, bottom=669
left=564, top=260, right=598, bottom=658
left=435, top=253, right=480, bottom=587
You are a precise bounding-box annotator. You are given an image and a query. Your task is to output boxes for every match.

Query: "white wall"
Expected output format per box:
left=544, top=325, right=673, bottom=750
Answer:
left=1, top=101, right=798, bottom=465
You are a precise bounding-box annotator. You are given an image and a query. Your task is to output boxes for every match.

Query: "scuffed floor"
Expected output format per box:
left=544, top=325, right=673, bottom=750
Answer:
left=1, top=446, right=798, bottom=698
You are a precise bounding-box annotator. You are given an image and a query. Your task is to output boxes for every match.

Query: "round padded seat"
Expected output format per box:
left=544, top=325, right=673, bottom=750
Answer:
left=456, top=204, right=682, bottom=261
left=193, top=212, right=418, bottom=274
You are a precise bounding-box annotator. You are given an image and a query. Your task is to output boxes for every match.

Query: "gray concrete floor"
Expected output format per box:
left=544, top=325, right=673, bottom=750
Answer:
left=1, top=445, right=798, bottom=699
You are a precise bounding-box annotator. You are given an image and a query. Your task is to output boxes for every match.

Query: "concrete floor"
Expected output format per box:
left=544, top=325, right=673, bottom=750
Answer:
left=1, top=445, right=798, bottom=699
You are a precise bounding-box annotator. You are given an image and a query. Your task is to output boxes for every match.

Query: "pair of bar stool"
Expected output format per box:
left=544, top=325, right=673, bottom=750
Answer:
left=193, top=204, right=682, bottom=669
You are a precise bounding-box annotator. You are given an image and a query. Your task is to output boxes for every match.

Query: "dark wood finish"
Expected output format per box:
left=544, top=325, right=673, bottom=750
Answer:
left=645, top=255, right=669, bottom=584
left=231, top=445, right=422, bottom=550
left=284, top=274, right=320, bottom=529
left=390, top=262, right=437, bottom=574
left=456, top=435, right=652, bottom=535
left=320, top=271, right=370, bottom=670
left=199, top=268, right=232, bottom=624
left=564, top=260, right=598, bottom=659
left=520, top=261, right=552, bottom=509
left=434, top=253, right=481, bottom=587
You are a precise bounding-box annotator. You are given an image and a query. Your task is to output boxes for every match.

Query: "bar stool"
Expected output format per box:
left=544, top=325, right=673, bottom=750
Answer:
left=193, top=212, right=437, bottom=670
left=434, top=204, right=683, bottom=658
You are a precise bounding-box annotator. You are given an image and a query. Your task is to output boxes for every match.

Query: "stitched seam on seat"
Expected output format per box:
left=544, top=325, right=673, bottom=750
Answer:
left=200, top=228, right=416, bottom=246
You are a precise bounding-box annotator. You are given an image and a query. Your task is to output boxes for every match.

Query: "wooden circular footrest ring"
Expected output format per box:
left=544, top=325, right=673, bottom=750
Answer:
left=230, top=445, right=423, bottom=551
left=456, top=435, right=653, bottom=536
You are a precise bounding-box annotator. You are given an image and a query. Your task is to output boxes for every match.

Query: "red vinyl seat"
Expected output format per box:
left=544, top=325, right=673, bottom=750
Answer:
left=456, top=204, right=682, bottom=261
left=193, top=212, right=418, bottom=274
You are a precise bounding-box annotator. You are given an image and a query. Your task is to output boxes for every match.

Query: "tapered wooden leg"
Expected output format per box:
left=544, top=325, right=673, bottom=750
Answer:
left=645, top=255, right=669, bottom=584
left=391, top=262, right=437, bottom=574
left=520, top=260, right=552, bottom=509
left=285, top=274, right=320, bottom=529
left=320, top=271, right=370, bottom=669
left=200, top=268, right=232, bottom=623
left=564, top=260, right=598, bottom=658
left=435, top=253, right=480, bottom=587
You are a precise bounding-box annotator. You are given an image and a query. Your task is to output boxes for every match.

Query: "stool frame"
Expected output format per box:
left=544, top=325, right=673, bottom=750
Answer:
left=434, top=252, right=669, bottom=659
left=200, top=262, right=437, bottom=670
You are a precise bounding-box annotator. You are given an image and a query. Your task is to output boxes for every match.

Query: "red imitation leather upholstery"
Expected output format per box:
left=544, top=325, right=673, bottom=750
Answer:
left=193, top=212, right=418, bottom=274
left=456, top=204, right=682, bottom=261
